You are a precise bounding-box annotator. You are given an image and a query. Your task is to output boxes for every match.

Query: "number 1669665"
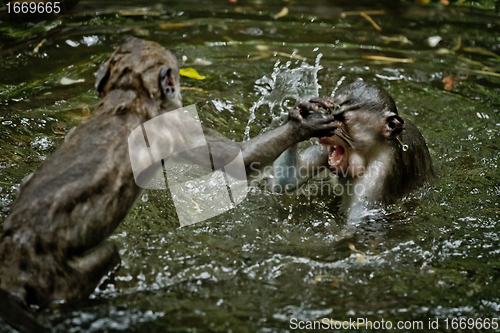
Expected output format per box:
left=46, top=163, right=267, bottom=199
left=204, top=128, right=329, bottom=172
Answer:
left=6, top=2, right=61, bottom=14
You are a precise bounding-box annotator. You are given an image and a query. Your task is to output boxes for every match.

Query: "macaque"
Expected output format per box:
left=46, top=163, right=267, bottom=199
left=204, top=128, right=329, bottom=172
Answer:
left=272, top=81, right=435, bottom=221
left=0, top=37, right=336, bottom=313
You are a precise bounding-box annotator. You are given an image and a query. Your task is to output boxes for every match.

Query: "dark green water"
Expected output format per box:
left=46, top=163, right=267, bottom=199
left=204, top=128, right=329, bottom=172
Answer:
left=1, top=1, right=499, bottom=332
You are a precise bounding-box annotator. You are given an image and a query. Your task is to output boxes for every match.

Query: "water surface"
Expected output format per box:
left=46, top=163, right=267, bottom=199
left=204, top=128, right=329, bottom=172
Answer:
left=0, top=1, right=499, bottom=332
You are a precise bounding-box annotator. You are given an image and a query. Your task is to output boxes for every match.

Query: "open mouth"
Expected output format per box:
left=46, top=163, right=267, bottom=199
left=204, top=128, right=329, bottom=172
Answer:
left=328, top=144, right=345, bottom=167
left=318, top=135, right=349, bottom=175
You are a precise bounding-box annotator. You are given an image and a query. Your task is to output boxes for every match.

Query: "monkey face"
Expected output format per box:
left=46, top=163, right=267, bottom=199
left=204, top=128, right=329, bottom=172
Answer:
left=319, top=81, right=405, bottom=179
left=318, top=111, right=373, bottom=179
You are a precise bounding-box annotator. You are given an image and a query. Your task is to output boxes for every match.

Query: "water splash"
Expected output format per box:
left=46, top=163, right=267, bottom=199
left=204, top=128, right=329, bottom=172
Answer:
left=244, top=54, right=323, bottom=140
left=332, top=75, right=346, bottom=97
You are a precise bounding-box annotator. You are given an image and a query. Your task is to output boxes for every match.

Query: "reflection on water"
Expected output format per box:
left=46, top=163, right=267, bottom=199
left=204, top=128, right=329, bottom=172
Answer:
left=1, top=0, right=500, bottom=331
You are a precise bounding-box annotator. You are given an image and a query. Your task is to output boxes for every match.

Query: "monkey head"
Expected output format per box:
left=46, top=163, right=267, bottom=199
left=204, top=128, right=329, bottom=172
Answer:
left=95, top=37, right=182, bottom=111
left=319, top=81, right=404, bottom=178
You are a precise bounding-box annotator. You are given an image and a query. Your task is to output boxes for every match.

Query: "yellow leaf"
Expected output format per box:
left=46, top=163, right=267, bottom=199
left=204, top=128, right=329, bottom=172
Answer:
left=180, top=68, right=206, bottom=80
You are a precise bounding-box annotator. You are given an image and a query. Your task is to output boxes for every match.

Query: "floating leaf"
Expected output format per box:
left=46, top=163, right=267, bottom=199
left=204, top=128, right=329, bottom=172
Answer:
left=340, top=10, right=385, bottom=31
left=469, top=69, right=500, bottom=78
left=159, top=22, right=196, bottom=30
left=451, top=36, right=462, bottom=52
left=349, top=243, right=366, bottom=262
left=461, top=47, right=500, bottom=59
left=60, top=77, right=85, bottom=85
left=33, top=38, right=47, bottom=54
left=362, top=55, right=414, bottom=63
left=359, top=12, right=382, bottom=31
left=181, top=87, right=208, bottom=93
left=273, top=7, right=288, bottom=19
left=380, top=35, right=412, bottom=45
left=180, top=68, right=206, bottom=80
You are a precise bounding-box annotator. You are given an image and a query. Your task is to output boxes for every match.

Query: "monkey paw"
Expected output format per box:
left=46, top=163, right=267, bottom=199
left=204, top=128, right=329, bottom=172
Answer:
left=288, top=97, right=336, bottom=140
left=289, top=97, right=335, bottom=121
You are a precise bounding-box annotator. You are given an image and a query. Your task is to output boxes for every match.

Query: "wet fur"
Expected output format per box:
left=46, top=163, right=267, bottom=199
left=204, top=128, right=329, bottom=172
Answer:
left=273, top=81, right=435, bottom=218
left=0, top=38, right=182, bottom=306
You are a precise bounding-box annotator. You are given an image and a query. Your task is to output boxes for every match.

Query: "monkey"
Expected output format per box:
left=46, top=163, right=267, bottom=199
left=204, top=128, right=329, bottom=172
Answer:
left=271, top=80, right=435, bottom=222
left=0, top=37, right=336, bottom=314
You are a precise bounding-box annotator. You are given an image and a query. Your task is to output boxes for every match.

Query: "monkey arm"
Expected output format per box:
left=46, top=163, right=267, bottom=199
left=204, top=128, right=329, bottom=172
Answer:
left=201, top=123, right=300, bottom=179
left=271, top=143, right=328, bottom=192
left=240, top=121, right=313, bottom=177
left=199, top=110, right=335, bottom=181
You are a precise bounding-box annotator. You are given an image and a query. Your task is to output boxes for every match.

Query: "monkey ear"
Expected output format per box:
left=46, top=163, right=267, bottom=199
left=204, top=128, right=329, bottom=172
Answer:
left=95, top=63, right=110, bottom=96
left=383, top=114, right=404, bottom=140
left=159, top=67, right=176, bottom=100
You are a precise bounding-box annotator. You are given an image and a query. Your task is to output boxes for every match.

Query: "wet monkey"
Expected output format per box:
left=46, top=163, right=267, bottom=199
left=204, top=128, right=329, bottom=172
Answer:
left=0, top=38, right=337, bottom=311
left=271, top=81, right=435, bottom=221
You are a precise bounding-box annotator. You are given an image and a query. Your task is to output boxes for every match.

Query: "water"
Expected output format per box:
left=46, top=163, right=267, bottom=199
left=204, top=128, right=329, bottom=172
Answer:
left=244, top=55, right=323, bottom=139
left=1, top=1, right=499, bottom=332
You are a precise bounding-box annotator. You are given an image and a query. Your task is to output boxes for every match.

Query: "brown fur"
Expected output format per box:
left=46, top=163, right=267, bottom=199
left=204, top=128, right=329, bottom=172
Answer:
left=0, top=37, right=338, bottom=309
left=0, top=38, right=182, bottom=306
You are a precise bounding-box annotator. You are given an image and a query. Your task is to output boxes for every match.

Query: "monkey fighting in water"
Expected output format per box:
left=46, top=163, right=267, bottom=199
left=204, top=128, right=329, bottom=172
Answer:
left=0, top=38, right=433, bottom=319
left=270, top=81, right=435, bottom=221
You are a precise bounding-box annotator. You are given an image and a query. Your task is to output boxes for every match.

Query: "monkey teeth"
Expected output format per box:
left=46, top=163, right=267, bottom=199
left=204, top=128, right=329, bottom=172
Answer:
left=328, top=146, right=336, bottom=166
left=328, top=145, right=345, bottom=167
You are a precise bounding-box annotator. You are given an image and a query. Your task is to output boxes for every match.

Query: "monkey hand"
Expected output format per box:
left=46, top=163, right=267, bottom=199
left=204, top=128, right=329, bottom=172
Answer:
left=288, top=97, right=334, bottom=121
left=288, top=97, right=336, bottom=139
